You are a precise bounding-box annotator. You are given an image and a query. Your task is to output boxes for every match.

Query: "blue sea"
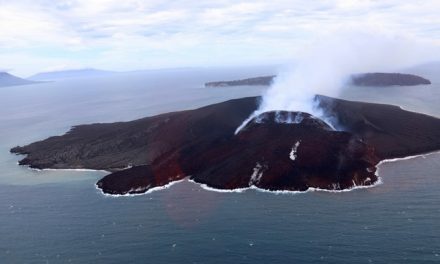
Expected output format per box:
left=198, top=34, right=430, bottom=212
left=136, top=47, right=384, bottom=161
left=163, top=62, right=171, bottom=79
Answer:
left=0, top=65, right=439, bottom=263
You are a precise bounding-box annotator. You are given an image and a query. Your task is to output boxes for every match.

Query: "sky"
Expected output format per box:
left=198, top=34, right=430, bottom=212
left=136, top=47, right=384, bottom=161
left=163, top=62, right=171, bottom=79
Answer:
left=1, top=0, right=440, bottom=76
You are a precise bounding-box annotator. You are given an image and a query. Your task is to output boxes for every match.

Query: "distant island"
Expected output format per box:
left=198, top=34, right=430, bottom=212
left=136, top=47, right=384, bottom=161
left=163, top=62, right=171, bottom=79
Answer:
left=29, top=68, right=117, bottom=81
left=350, top=73, right=431, bottom=86
left=0, top=72, right=38, bottom=88
left=205, top=73, right=431, bottom=87
left=205, top=75, right=276, bottom=87
left=11, top=96, right=440, bottom=195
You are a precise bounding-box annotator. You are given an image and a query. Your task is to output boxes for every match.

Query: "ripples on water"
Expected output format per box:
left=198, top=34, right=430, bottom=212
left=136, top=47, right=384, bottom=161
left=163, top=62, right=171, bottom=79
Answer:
left=0, top=66, right=439, bottom=263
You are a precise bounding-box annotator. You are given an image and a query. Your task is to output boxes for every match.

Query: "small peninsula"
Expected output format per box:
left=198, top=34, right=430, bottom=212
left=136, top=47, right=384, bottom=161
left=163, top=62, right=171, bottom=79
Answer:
left=11, top=96, right=440, bottom=195
left=205, top=73, right=431, bottom=87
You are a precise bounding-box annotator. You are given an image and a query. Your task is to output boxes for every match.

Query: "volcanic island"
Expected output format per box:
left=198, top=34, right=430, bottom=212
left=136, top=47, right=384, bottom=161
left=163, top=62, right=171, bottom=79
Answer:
left=11, top=74, right=440, bottom=196
left=205, top=72, right=431, bottom=87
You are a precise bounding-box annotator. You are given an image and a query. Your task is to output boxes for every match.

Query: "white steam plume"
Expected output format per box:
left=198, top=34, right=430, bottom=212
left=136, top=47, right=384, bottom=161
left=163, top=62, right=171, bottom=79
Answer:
left=235, top=29, right=434, bottom=134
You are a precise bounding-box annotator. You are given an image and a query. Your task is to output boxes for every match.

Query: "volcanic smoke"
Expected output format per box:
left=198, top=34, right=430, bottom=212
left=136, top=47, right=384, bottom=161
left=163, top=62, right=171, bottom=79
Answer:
left=235, top=31, right=432, bottom=134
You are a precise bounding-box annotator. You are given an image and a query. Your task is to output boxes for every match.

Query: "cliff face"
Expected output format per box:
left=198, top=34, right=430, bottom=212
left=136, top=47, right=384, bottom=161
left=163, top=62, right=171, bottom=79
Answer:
left=350, top=73, right=431, bottom=86
left=11, top=96, right=440, bottom=195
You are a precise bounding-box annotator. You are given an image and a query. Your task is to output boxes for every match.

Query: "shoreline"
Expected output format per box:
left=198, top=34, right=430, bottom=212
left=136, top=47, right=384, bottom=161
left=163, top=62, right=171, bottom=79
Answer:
left=28, top=167, right=110, bottom=173
left=376, top=150, right=440, bottom=165
left=95, top=179, right=186, bottom=197
left=15, top=150, right=440, bottom=197
left=17, top=160, right=132, bottom=174
left=190, top=178, right=384, bottom=195
left=94, top=150, right=440, bottom=197
left=95, top=175, right=384, bottom=197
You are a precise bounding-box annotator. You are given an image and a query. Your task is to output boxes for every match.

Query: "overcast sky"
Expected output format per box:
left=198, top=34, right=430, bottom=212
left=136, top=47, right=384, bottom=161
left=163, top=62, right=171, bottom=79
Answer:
left=1, top=0, right=440, bottom=76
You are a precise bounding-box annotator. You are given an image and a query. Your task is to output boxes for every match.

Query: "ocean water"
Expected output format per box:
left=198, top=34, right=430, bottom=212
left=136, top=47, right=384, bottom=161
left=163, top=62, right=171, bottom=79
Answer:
left=0, top=66, right=439, bottom=263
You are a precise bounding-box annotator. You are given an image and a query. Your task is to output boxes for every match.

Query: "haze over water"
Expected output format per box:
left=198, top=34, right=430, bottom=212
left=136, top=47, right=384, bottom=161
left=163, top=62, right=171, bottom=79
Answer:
left=0, top=65, right=439, bottom=263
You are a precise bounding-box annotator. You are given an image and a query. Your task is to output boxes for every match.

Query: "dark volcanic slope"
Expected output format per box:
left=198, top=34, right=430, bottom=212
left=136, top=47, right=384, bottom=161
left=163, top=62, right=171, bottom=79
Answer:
left=318, top=96, right=440, bottom=159
left=11, top=96, right=440, bottom=195
left=205, top=75, right=275, bottom=87
left=350, top=73, right=431, bottom=86
left=11, top=97, right=258, bottom=170
left=96, top=111, right=379, bottom=195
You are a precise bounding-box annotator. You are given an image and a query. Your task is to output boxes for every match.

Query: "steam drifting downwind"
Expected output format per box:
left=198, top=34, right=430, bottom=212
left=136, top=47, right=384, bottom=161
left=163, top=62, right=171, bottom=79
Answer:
left=235, top=31, right=432, bottom=134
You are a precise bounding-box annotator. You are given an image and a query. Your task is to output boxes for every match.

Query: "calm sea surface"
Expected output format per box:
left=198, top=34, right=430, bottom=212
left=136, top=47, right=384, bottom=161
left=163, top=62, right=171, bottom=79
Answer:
left=0, top=66, right=439, bottom=263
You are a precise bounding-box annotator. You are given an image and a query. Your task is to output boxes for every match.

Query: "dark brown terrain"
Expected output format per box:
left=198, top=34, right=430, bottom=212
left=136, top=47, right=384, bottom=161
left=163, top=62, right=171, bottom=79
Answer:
left=11, top=95, right=440, bottom=195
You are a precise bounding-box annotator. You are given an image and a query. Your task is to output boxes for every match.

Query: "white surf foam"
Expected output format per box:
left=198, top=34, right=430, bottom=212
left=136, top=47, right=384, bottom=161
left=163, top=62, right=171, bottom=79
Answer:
left=98, top=173, right=385, bottom=197
left=188, top=177, right=383, bottom=195
left=247, top=151, right=440, bottom=195
left=96, top=178, right=186, bottom=197
left=187, top=179, right=248, bottom=193
left=25, top=165, right=109, bottom=173
left=375, top=150, right=440, bottom=178
left=41, top=168, right=108, bottom=172
left=26, top=164, right=136, bottom=173
left=75, top=150, right=440, bottom=197
left=378, top=150, right=440, bottom=165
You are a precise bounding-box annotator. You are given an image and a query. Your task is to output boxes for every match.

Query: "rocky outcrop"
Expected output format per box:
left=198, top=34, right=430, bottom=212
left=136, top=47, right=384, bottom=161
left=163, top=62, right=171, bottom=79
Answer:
left=11, top=96, right=440, bottom=195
